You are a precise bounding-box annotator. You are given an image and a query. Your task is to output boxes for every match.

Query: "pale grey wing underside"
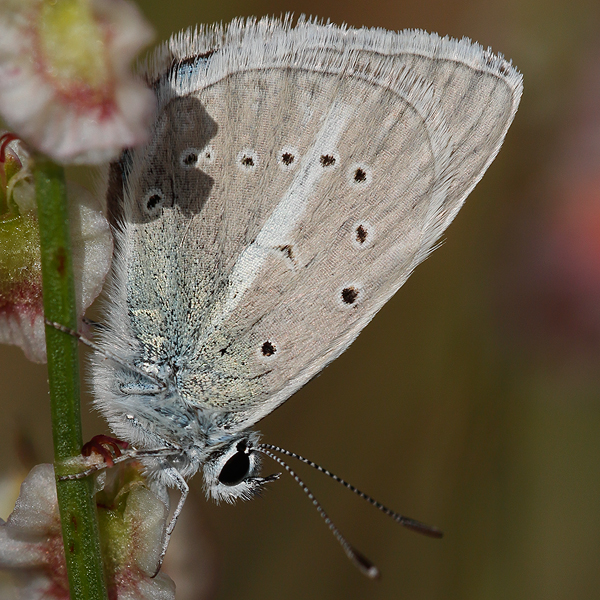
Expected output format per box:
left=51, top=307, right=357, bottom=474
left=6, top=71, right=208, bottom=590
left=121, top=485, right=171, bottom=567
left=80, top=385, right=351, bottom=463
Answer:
left=115, top=18, right=522, bottom=430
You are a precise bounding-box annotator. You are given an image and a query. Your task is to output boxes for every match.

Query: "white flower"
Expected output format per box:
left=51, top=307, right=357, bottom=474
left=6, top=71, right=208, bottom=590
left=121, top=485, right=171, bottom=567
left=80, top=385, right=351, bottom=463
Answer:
left=0, top=463, right=176, bottom=600
left=0, top=136, right=113, bottom=362
left=0, top=0, right=156, bottom=164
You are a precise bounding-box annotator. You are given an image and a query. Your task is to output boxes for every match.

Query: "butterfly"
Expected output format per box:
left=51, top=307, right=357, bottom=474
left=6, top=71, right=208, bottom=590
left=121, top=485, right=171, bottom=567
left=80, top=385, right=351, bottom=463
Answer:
left=81, top=15, right=522, bottom=576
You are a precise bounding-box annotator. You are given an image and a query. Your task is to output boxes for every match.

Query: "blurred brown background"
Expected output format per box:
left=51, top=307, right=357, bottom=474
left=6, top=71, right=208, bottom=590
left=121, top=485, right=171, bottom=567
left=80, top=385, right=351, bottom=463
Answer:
left=2, top=0, right=600, bottom=599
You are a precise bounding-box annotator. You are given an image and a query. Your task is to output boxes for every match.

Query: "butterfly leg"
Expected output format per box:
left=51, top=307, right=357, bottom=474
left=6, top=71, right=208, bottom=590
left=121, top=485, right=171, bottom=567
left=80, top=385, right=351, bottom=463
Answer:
left=45, top=318, right=165, bottom=389
left=120, top=415, right=191, bottom=575
left=152, top=465, right=189, bottom=577
left=81, top=316, right=107, bottom=330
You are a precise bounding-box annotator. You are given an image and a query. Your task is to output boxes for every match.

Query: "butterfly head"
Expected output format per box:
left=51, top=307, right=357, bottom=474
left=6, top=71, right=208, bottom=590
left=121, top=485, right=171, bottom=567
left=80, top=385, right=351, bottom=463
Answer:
left=202, top=431, right=280, bottom=503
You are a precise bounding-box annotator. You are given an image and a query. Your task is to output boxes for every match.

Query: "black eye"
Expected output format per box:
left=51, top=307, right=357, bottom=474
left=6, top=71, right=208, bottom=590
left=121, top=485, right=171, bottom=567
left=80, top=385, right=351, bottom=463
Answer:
left=218, top=450, right=251, bottom=486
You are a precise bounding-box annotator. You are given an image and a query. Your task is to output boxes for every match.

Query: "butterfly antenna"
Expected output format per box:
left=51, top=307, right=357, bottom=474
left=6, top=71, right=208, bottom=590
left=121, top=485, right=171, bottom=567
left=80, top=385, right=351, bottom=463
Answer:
left=256, top=445, right=380, bottom=579
left=258, top=443, right=443, bottom=539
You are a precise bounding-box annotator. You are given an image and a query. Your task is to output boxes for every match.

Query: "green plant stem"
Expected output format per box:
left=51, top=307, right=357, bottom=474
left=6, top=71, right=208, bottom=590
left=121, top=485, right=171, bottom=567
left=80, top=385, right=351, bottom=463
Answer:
left=34, top=157, right=108, bottom=600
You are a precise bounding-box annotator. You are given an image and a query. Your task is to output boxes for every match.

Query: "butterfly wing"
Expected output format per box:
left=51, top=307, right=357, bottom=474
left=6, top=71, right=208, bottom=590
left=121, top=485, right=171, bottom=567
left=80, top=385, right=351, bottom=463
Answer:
left=105, top=17, right=522, bottom=432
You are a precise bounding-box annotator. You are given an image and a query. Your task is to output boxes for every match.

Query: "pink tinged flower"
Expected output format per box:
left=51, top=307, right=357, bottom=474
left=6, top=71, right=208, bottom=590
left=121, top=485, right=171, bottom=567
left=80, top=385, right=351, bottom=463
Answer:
left=0, top=0, right=156, bottom=164
left=0, top=468, right=29, bottom=600
left=0, top=464, right=68, bottom=600
left=0, top=463, right=176, bottom=600
left=0, top=135, right=113, bottom=362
